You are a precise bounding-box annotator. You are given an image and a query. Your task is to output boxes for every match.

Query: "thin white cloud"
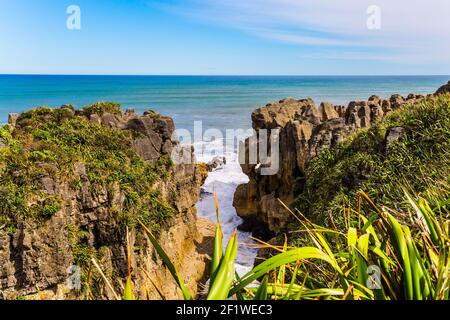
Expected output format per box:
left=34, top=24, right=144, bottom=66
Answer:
left=157, top=0, right=450, bottom=63
left=297, top=50, right=450, bottom=64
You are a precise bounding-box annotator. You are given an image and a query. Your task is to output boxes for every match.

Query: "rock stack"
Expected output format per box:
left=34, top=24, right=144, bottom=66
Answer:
left=233, top=86, right=444, bottom=236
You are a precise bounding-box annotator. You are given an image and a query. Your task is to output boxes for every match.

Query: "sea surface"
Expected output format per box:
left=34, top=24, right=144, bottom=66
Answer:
left=1, top=75, right=448, bottom=274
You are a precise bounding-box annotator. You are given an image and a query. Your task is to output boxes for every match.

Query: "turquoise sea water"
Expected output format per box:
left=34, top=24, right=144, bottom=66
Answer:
left=0, top=75, right=448, bottom=130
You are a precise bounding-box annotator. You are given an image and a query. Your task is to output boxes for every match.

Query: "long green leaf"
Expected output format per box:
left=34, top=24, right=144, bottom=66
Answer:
left=348, top=227, right=358, bottom=250
left=210, top=192, right=224, bottom=285
left=277, top=236, right=288, bottom=285
left=138, top=220, right=193, bottom=300
left=207, top=231, right=238, bottom=300
left=231, top=247, right=341, bottom=294
left=124, top=226, right=135, bottom=300
left=249, top=285, right=370, bottom=300
left=254, top=275, right=268, bottom=300
left=405, top=191, right=440, bottom=246
left=210, top=223, right=223, bottom=286
left=124, top=276, right=135, bottom=300
left=357, top=234, right=370, bottom=260
left=388, top=214, right=413, bottom=300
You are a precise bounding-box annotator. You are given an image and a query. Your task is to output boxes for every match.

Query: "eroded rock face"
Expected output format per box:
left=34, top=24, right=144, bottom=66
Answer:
left=0, top=107, right=213, bottom=300
left=233, top=91, right=430, bottom=236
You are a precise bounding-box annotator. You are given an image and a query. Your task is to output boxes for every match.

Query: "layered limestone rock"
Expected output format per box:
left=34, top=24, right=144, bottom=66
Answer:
left=234, top=91, right=431, bottom=236
left=0, top=105, right=214, bottom=300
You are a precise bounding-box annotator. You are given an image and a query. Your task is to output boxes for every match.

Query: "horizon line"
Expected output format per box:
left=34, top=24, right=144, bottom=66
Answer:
left=1, top=73, right=449, bottom=77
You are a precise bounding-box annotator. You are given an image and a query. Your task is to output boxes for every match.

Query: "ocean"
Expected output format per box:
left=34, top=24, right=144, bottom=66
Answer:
left=1, top=75, right=448, bottom=129
left=1, top=75, right=448, bottom=273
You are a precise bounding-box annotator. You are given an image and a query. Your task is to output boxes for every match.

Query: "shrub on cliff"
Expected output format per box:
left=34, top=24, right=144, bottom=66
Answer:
left=83, top=101, right=121, bottom=115
left=296, top=94, right=450, bottom=229
left=0, top=103, right=174, bottom=235
left=243, top=192, right=449, bottom=300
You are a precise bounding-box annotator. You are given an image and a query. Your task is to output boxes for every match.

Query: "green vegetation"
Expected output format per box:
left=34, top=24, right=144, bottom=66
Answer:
left=296, top=94, right=450, bottom=229
left=116, top=193, right=239, bottom=300
left=143, top=109, right=162, bottom=119
left=117, top=191, right=449, bottom=300
left=109, top=95, right=449, bottom=301
left=3, top=95, right=448, bottom=301
left=83, top=102, right=121, bottom=115
left=66, top=223, right=95, bottom=267
left=0, top=103, right=175, bottom=236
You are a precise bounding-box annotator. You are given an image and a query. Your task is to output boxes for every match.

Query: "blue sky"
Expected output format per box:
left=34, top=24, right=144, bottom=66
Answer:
left=0, top=0, right=449, bottom=75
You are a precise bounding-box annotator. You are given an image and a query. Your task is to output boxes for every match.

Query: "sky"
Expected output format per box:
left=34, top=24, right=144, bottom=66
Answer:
left=0, top=0, right=449, bottom=75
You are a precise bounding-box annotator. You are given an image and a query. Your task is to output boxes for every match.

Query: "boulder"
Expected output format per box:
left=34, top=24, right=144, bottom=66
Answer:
left=390, top=94, right=405, bottom=109
left=8, top=113, right=18, bottom=127
left=319, top=102, right=339, bottom=121
left=436, top=81, right=450, bottom=95
left=384, top=127, right=406, bottom=155
left=206, top=156, right=227, bottom=172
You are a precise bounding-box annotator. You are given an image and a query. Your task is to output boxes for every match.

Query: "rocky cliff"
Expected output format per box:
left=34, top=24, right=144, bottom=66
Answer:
left=0, top=103, right=214, bottom=300
left=234, top=82, right=450, bottom=237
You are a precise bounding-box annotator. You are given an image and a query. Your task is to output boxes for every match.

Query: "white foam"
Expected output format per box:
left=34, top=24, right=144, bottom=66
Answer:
left=194, top=139, right=258, bottom=277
